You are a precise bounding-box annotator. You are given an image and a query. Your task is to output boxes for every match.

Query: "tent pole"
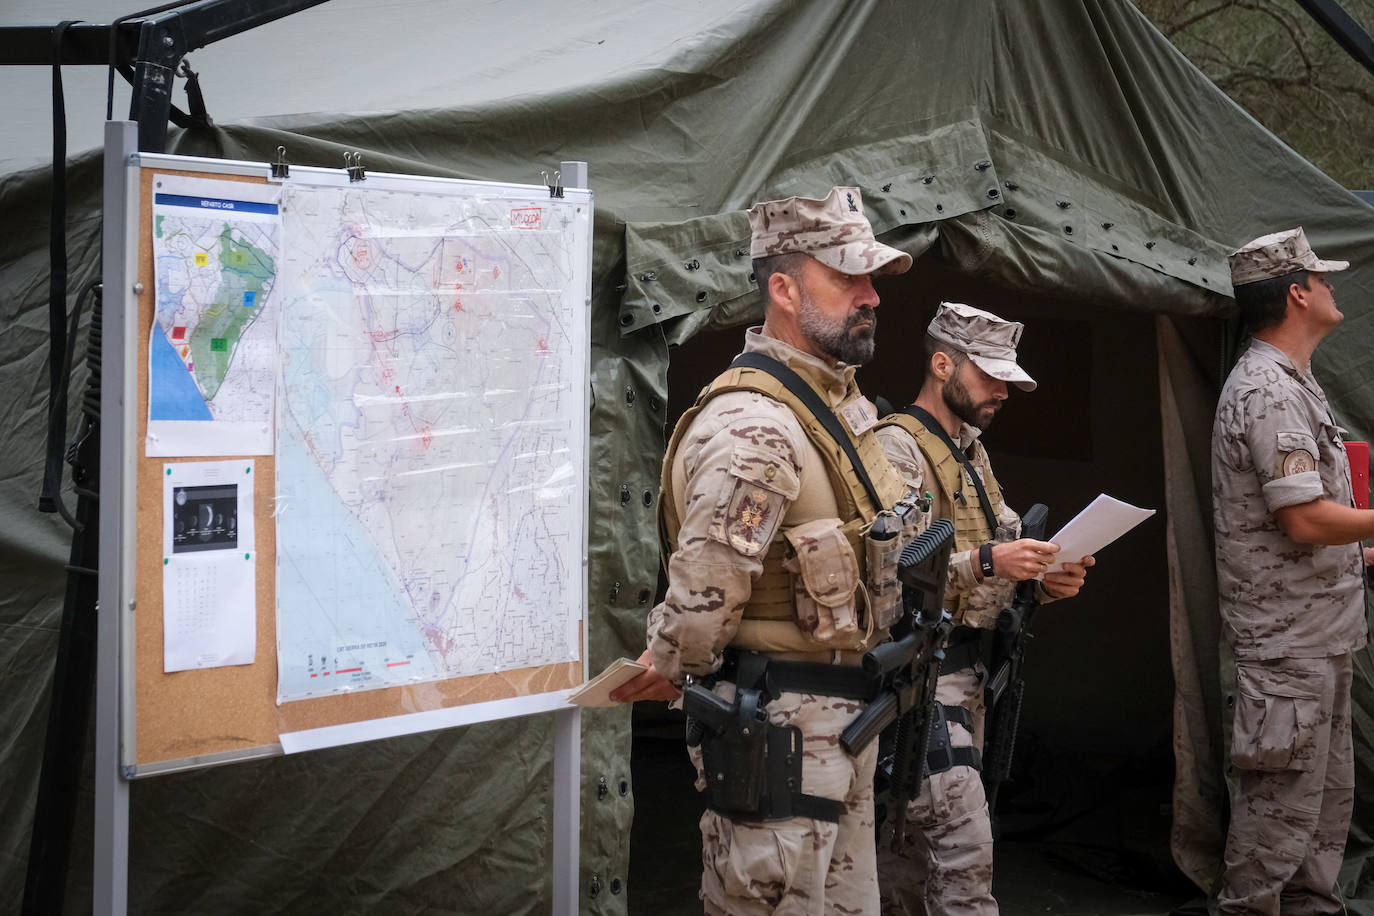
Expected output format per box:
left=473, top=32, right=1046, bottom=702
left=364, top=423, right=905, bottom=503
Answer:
left=1294, top=0, right=1374, bottom=80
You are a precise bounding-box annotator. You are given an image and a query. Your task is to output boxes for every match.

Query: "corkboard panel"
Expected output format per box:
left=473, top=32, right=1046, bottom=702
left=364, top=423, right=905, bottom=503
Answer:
left=130, top=166, right=583, bottom=770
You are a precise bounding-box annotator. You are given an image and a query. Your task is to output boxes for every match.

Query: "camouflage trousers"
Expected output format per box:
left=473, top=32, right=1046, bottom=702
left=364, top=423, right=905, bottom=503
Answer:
left=1220, top=652, right=1354, bottom=916
left=877, top=664, right=996, bottom=916
left=691, top=687, right=880, bottom=915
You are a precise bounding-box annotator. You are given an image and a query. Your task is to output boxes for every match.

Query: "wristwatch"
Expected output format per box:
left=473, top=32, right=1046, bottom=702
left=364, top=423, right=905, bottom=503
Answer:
left=979, top=543, right=995, bottom=579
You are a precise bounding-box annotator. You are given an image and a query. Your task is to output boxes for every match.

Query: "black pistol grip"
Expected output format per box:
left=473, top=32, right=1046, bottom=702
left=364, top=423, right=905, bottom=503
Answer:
left=1021, top=503, right=1048, bottom=542
left=841, top=690, right=897, bottom=755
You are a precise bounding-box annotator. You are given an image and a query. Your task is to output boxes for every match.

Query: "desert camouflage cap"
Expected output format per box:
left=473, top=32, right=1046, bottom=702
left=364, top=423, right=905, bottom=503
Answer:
left=1229, top=227, right=1349, bottom=287
left=927, top=302, right=1036, bottom=392
left=748, top=186, right=912, bottom=276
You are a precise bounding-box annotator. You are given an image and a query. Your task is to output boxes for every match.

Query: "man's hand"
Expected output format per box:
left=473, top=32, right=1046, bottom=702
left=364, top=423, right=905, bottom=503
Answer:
left=1363, top=546, right=1374, bottom=567
left=990, top=538, right=1061, bottom=582
left=1042, top=556, right=1095, bottom=599
left=609, top=649, right=682, bottom=703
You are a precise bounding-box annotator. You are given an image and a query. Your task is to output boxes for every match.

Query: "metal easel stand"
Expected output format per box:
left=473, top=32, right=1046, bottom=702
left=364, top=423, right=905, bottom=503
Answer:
left=93, top=119, right=137, bottom=916
left=552, top=157, right=589, bottom=916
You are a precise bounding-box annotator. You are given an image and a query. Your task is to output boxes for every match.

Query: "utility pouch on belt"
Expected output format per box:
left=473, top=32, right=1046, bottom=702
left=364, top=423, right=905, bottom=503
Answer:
left=783, top=518, right=861, bottom=643
left=865, top=496, right=924, bottom=630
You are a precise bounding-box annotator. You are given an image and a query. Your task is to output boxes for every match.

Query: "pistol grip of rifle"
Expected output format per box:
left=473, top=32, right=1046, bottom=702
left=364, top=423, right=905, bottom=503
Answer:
left=840, top=691, right=896, bottom=756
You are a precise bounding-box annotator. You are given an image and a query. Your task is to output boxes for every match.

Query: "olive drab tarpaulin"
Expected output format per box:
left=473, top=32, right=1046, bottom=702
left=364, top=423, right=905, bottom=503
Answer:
left=4, top=0, right=1374, bottom=910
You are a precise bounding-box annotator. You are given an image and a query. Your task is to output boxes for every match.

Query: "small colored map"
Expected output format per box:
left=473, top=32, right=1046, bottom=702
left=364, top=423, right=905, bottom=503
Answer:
left=274, top=181, right=588, bottom=702
left=148, top=175, right=281, bottom=456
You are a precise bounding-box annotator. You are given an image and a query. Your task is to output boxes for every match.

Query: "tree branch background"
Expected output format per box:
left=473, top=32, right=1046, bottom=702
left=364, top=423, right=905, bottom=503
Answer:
left=1136, top=0, right=1374, bottom=189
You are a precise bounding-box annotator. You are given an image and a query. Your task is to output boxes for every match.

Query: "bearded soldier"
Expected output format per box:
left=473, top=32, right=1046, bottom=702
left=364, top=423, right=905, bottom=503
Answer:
left=614, top=187, right=922, bottom=914
left=873, top=303, right=1094, bottom=915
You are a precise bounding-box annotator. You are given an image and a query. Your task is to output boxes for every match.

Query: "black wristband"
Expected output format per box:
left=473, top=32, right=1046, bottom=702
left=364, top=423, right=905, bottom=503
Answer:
left=979, top=543, right=995, bottom=579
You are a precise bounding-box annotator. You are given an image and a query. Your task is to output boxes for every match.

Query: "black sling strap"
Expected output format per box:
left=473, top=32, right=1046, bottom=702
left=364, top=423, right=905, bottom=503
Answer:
left=900, top=405, right=998, bottom=534
left=729, top=352, right=884, bottom=513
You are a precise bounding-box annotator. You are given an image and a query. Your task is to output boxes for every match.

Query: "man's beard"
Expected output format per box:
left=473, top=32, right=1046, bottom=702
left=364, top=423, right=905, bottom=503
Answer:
left=943, top=365, right=1000, bottom=430
left=798, top=287, right=877, bottom=365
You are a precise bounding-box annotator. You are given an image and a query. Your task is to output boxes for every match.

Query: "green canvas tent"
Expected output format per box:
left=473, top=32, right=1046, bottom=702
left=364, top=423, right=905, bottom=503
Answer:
left=4, top=0, right=1374, bottom=911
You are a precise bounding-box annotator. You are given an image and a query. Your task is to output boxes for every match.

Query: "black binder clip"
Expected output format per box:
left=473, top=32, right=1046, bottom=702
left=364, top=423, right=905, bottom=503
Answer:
left=344, top=151, right=366, bottom=183
left=270, top=145, right=289, bottom=180
left=542, top=168, right=563, bottom=199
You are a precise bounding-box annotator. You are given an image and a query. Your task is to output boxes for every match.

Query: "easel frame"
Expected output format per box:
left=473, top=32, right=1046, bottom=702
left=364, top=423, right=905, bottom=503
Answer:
left=96, top=121, right=589, bottom=914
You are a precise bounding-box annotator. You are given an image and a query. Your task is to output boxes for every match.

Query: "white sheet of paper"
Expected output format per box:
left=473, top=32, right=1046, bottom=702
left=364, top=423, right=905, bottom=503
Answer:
left=147, top=175, right=281, bottom=457
left=1045, top=494, right=1155, bottom=574
left=162, top=460, right=257, bottom=672
left=566, top=657, right=648, bottom=708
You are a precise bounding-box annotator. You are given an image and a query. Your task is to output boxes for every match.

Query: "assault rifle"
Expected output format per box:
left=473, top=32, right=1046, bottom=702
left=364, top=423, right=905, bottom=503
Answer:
left=981, top=502, right=1048, bottom=825
left=840, top=518, right=954, bottom=851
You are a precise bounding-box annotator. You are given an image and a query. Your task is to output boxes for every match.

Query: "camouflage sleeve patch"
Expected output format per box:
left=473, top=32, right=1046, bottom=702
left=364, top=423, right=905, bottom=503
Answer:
left=1259, top=428, right=1325, bottom=511
left=1276, top=430, right=1319, bottom=477
left=708, top=443, right=800, bottom=557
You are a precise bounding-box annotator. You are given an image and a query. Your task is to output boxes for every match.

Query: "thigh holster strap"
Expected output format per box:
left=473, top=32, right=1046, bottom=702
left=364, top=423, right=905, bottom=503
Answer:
left=925, top=700, right=983, bottom=775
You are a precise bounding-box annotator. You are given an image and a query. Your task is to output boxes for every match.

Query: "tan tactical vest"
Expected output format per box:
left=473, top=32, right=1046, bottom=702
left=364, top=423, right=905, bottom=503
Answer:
left=659, top=362, right=907, bottom=654
left=875, top=412, right=1007, bottom=625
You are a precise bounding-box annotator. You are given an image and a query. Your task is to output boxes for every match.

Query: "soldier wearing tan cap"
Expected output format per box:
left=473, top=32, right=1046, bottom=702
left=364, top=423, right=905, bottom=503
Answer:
left=1212, top=227, right=1373, bottom=915
left=613, top=187, right=920, bottom=913
left=873, top=302, right=1095, bottom=916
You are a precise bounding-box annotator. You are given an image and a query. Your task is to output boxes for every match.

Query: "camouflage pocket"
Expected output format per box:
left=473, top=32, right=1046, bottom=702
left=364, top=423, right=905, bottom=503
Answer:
left=783, top=518, right=861, bottom=645
left=864, top=498, right=925, bottom=629
left=1231, top=662, right=1323, bottom=772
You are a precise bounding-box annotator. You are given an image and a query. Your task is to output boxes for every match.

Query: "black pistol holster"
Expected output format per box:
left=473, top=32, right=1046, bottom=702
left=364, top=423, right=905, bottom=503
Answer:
left=685, top=652, right=847, bottom=823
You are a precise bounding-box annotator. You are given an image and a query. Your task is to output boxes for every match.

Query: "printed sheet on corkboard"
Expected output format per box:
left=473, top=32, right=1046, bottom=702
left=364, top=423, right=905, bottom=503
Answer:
left=126, top=158, right=590, bottom=774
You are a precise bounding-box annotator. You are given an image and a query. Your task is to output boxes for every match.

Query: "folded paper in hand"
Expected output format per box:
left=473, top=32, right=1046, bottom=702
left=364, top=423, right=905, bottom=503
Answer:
left=567, top=657, right=648, bottom=707
left=1045, top=494, right=1155, bottom=574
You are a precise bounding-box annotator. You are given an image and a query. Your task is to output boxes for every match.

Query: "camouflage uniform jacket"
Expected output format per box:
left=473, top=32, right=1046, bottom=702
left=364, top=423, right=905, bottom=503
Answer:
left=876, top=419, right=1023, bottom=629
left=1212, top=338, right=1367, bottom=660
left=647, top=328, right=899, bottom=685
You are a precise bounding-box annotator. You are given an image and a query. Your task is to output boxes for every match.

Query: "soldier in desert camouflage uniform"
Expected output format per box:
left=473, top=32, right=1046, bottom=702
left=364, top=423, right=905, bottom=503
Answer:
left=1213, top=228, right=1374, bottom=916
left=872, top=303, right=1095, bottom=916
left=613, top=186, right=918, bottom=914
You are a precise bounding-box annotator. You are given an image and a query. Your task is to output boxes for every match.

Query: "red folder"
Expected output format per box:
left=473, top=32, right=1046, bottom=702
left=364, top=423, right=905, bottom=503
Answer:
left=1346, top=441, right=1369, bottom=509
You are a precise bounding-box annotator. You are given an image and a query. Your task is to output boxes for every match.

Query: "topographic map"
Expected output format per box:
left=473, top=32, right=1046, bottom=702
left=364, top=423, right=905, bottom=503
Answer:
left=148, top=175, right=281, bottom=456
left=274, top=181, right=588, bottom=702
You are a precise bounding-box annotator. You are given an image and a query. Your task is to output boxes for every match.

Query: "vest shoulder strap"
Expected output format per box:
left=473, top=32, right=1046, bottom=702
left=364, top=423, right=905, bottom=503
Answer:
left=897, top=405, right=998, bottom=533
left=729, top=352, right=883, bottom=513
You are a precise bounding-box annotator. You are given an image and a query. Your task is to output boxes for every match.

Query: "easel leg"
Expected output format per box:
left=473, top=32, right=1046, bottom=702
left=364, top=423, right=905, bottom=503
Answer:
left=552, top=706, right=581, bottom=914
